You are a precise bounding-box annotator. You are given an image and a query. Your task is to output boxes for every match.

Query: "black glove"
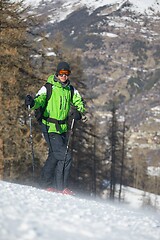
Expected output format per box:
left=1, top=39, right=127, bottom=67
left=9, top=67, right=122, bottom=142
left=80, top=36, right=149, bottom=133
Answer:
left=25, top=95, right=34, bottom=108
left=71, top=109, right=82, bottom=121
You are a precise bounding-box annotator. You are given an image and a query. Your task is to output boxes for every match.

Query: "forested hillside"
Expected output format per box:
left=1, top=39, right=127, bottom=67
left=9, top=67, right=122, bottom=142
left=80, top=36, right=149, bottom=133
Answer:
left=1, top=0, right=91, bottom=189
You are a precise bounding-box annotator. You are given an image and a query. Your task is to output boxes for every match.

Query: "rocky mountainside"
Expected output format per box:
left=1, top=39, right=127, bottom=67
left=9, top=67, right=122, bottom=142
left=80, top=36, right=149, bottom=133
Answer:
left=26, top=0, right=160, bottom=169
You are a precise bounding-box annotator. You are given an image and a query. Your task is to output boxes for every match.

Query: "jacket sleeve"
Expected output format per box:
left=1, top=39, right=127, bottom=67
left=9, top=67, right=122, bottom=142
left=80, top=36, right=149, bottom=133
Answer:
left=31, top=86, right=47, bottom=110
left=71, top=87, right=85, bottom=113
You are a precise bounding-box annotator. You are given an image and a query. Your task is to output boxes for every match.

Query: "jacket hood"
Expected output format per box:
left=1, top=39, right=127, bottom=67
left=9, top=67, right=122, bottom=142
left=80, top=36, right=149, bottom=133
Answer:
left=47, top=74, right=70, bottom=88
left=47, top=75, right=56, bottom=85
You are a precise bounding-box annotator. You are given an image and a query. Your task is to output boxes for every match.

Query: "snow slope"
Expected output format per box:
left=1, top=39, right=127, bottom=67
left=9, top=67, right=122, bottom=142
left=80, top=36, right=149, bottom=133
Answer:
left=0, top=180, right=160, bottom=240
left=24, top=0, right=160, bottom=14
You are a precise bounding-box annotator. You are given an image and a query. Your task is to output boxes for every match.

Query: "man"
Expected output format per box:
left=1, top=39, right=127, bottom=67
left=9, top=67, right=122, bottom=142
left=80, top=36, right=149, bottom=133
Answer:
left=25, top=61, right=85, bottom=195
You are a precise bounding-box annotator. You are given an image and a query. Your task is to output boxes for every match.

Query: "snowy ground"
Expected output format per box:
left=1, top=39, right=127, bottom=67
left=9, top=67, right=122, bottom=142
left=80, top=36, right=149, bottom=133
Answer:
left=0, top=180, right=160, bottom=240
left=101, top=183, right=160, bottom=210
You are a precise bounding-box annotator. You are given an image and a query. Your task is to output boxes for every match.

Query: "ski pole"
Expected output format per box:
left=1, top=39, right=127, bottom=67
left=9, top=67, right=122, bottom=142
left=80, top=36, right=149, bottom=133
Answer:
left=65, top=118, right=75, bottom=159
left=63, top=118, right=75, bottom=188
left=28, top=105, right=35, bottom=180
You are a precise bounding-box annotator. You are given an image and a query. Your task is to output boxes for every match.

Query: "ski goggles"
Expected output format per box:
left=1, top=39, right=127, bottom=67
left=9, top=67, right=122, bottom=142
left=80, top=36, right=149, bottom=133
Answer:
left=58, top=70, right=70, bottom=76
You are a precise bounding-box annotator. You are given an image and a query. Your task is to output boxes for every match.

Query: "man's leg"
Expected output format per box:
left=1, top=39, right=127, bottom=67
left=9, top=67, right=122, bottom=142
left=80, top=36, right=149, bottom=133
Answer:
left=48, top=133, right=72, bottom=190
left=40, top=129, right=57, bottom=188
left=40, top=148, right=57, bottom=188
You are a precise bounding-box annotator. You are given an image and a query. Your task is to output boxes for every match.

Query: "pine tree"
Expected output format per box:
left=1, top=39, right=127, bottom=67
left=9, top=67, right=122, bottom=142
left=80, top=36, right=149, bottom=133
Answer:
left=105, top=100, right=128, bottom=200
left=108, top=101, right=119, bottom=199
left=1, top=0, right=42, bottom=182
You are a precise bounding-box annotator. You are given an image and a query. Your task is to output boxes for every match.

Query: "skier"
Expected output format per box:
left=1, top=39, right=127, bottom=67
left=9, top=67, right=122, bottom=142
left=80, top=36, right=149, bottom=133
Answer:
left=25, top=61, right=85, bottom=195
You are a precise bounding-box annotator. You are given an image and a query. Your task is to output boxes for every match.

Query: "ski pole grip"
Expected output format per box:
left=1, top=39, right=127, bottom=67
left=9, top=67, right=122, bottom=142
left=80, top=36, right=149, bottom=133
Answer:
left=71, top=118, right=75, bottom=130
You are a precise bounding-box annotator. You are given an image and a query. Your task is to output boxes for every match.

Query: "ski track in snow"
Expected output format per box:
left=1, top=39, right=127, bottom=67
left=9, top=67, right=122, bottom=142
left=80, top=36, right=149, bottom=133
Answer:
left=0, top=181, right=160, bottom=240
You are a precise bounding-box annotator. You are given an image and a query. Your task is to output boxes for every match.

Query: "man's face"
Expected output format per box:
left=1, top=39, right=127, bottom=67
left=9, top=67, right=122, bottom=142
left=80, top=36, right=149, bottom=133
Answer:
left=58, top=70, right=70, bottom=82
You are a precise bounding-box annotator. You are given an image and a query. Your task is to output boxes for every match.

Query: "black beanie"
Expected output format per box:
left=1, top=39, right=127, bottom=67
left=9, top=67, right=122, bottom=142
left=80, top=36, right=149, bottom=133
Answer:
left=56, top=62, right=71, bottom=74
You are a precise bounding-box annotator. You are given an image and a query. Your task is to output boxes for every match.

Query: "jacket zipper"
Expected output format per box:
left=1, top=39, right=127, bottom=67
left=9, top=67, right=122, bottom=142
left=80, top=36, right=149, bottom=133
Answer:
left=64, top=96, right=67, bottom=110
left=60, top=96, right=62, bottom=110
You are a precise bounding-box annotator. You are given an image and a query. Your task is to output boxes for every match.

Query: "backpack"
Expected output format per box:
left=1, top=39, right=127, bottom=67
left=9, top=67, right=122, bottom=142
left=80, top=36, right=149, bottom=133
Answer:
left=35, top=82, right=74, bottom=123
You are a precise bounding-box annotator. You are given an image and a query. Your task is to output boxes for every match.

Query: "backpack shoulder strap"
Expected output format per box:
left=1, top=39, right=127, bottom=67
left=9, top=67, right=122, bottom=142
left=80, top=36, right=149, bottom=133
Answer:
left=70, top=85, right=74, bottom=101
left=45, top=82, right=52, bottom=102
left=34, top=82, right=53, bottom=123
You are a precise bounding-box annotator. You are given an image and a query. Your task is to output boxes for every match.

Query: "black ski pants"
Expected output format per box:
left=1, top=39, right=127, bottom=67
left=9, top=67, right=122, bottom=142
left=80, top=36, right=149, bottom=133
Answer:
left=40, top=124, right=72, bottom=190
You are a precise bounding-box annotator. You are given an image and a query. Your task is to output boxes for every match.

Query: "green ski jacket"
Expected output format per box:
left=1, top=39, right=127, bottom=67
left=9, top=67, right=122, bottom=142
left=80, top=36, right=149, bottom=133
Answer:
left=32, top=75, right=85, bottom=134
